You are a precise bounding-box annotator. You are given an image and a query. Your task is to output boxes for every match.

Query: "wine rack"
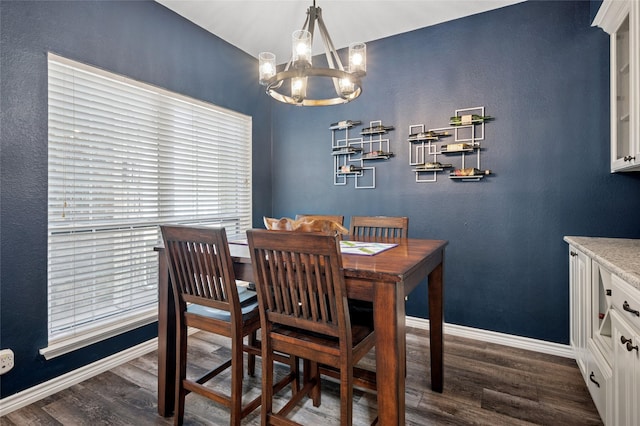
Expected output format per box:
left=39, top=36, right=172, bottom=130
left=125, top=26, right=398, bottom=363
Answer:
left=409, top=106, right=492, bottom=182
left=592, top=262, right=613, bottom=358
left=331, top=119, right=394, bottom=189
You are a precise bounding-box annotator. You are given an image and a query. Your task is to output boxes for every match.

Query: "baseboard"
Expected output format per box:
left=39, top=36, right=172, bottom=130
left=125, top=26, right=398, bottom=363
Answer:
left=0, top=320, right=573, bottom=417
left=405, top=316, right=574, bottom=359
left=0, top=338, right=159, bottom=418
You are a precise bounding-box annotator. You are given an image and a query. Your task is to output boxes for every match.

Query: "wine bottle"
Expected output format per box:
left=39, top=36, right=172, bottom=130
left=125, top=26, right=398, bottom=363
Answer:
left=449, top=114, right=493, bottom=126
left=408, top=130, right=451, bottom=141
left=360, top=124, right=394, bottom=135
left=450, top=168, right=491, bottom=177
left=422, top=162, right=452, bottom=169
left=441, top=143, right=472, bottom=152
left=362, top=150, right=393, bottom=159
left=339, top=164, right=362, bottom=173
left=332, top=146, right=362, bottom=154
left=329, top=120, right=361, bottom=130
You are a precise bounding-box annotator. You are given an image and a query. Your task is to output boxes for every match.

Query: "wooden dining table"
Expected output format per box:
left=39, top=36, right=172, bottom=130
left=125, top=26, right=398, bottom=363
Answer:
left=156, top=236, right=447, bottom=425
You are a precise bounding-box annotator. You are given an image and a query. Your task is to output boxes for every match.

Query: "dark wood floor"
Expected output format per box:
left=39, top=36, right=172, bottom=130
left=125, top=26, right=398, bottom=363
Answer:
left=2, top=327, right=603, bottom=425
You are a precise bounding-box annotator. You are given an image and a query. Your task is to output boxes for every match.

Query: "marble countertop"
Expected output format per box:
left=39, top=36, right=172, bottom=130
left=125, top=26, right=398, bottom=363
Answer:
left=564, top=236, right=640, bottom=290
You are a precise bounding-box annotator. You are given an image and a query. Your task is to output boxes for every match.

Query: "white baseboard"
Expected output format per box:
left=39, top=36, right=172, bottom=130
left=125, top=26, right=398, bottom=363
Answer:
left=0, top=338, right=159, bottom=418
left=0, top=320, right=573, bottom=417
left=405, top=316, right=574, bottom=359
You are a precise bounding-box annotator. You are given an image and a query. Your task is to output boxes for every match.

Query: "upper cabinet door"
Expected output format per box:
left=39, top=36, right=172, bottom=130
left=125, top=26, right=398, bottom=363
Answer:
left=594, top=0, right=640, bottom=172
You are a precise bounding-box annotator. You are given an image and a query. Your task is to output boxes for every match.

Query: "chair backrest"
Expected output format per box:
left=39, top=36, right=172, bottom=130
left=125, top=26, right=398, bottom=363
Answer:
left=295, top=214, right=345, bottom=226
left=246, top=229, right=349, bottom=339
left=349, top=215, right=409, bottom=238
left=161, top=225, right=241, bottom=316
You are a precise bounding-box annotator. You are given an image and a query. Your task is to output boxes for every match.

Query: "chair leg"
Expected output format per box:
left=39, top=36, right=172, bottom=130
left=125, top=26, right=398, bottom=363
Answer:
left=339, top=363, right=354, bottom=426
left=174, top=323, right=188, bottom=426
left=304, top=360, right=321, bottom=407
left=261, top=340, right=274, bottom=425
left=247, top=331, right=257, bottom=377
left=230, top=335, right=243, bottom=426
left=292, top=356, right=300, bottom=394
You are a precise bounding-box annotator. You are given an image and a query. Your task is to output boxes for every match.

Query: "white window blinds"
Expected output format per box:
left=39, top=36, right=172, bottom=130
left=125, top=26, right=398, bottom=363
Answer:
left=45, top=53, right=252, bottom=358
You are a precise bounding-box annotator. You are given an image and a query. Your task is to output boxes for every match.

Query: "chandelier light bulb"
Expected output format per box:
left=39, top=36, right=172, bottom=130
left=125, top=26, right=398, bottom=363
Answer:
left=349, top=42, right=366, bottom=75
left=339, top=77, right=355, bottom=96
left=292, top=30, right=312, bottom=66
left=291, top=77, right=307, bottom=103
left=259, top=52, right=276, bottom=85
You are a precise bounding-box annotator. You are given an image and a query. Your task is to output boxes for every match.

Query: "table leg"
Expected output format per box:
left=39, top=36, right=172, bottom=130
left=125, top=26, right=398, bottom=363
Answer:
left=374, top=280, right=406, bottom=425
left=428, top=261, right=444, bottom=393
left=157, top=252, right=175, bottom=416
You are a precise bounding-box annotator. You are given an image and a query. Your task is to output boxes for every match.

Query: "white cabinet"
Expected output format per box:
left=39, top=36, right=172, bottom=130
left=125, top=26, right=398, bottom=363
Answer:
left=566, top=237, right=640, bottom=425
left=593, top=0, right=640, bottom=172
left=569, top=246, right=591, bottom=377
left=569, top=247, right=613, bottom=424
left=610, top=275, right=640, bottom=426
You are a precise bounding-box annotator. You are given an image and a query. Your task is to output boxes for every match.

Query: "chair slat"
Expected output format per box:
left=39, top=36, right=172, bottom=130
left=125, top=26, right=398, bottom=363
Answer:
left=349, top=216, right=409, bottom=239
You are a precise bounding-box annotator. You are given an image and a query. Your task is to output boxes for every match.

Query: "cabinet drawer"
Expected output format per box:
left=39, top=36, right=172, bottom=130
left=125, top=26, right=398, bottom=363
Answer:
left=611, top=275, right=640, bottom=332
left=587, top=341, right=611, bottom=424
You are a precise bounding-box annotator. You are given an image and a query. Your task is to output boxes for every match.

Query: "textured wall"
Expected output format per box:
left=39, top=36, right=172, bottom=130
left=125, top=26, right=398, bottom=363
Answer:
left=270, top=1, right=640, bottom=344
left=0, top=0, right=271, bottom=397
left=2, top=0, right=640, bottom=402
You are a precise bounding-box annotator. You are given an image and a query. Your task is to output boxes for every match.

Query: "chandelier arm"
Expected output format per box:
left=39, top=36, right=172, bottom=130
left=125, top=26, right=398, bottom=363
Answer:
left=306, top=6, right=316, bottom=46
left=315, top=12, right=347, bottom=97
left=316, top=13, right=345, bottom=71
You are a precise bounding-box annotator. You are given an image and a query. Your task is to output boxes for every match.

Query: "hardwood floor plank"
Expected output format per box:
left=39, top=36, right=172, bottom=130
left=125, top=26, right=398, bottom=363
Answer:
left=1, top=329, right=602, bottom=425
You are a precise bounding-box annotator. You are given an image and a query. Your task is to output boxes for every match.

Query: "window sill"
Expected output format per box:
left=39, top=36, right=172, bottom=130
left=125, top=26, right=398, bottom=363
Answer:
left=39, top=309, right=158, bottom=360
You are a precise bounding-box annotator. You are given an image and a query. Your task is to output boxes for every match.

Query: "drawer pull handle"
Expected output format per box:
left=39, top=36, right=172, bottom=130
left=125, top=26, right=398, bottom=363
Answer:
left=570, top=251, right=577, bottom=257
left=589, top=372, right=600, bottom=388
left=622, top=335, right=639, bottom=352
left=622, top=301, right=640, bottom=317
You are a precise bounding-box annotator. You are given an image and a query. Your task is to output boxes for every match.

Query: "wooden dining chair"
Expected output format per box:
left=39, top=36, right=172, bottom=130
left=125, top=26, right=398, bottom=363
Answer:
left=160, top=225, right=298, bottom=426
left=295, top=214, right=345, bottom=225
left=246, top=229, right=377, bottom=426
left=349, top=215, right=409, bottom=239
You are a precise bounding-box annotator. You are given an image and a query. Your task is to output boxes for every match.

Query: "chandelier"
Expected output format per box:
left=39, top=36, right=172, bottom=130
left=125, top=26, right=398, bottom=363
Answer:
left=258, top=1, right=366, bottom=106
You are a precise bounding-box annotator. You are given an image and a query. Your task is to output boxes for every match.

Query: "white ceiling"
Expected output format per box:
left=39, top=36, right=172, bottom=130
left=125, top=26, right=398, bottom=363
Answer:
left=155, top=0, right=524, bottom=62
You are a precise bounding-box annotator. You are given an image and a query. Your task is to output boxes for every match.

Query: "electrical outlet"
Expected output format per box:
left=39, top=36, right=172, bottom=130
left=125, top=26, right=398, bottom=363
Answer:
left=0, top=349, right=15, bottom=374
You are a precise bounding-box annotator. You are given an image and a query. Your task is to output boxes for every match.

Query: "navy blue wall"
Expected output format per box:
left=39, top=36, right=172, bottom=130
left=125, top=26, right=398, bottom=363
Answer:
left=0, top=0, right=272, bottom=397
left=270, top=1, right=640, bottom=343
left=2, top=0, right=640, bottom=402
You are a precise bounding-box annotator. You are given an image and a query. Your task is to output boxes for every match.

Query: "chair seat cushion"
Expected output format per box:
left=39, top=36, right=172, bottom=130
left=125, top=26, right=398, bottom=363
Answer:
left=237, top=286, right=258, bottom=306
left=187, top=291, right=259, bottom=322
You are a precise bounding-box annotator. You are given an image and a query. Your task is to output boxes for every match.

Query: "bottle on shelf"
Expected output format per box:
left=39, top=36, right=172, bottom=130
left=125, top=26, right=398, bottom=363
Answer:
left=332, top=146, right=362, bottom=155
left=362, top=150, right=393, bottom=159
left=441, top=142, right=474, bottom=153
left=339, top=164, right=362, bottom=174
left=420, top=162, right=452, bottom=170
left=449, top=114, right=493, bottom=126
left=329, top=120, right=361, bottom=130
left=408, top=130, right=451, bottom=141
left=450, top=167, right=491, bottom=177
left=360, top=124, right=394, bottom=135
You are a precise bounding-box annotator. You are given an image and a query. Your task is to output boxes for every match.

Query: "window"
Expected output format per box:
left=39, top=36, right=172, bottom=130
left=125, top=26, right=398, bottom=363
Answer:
left=44, top=53, right=252, bottom=358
